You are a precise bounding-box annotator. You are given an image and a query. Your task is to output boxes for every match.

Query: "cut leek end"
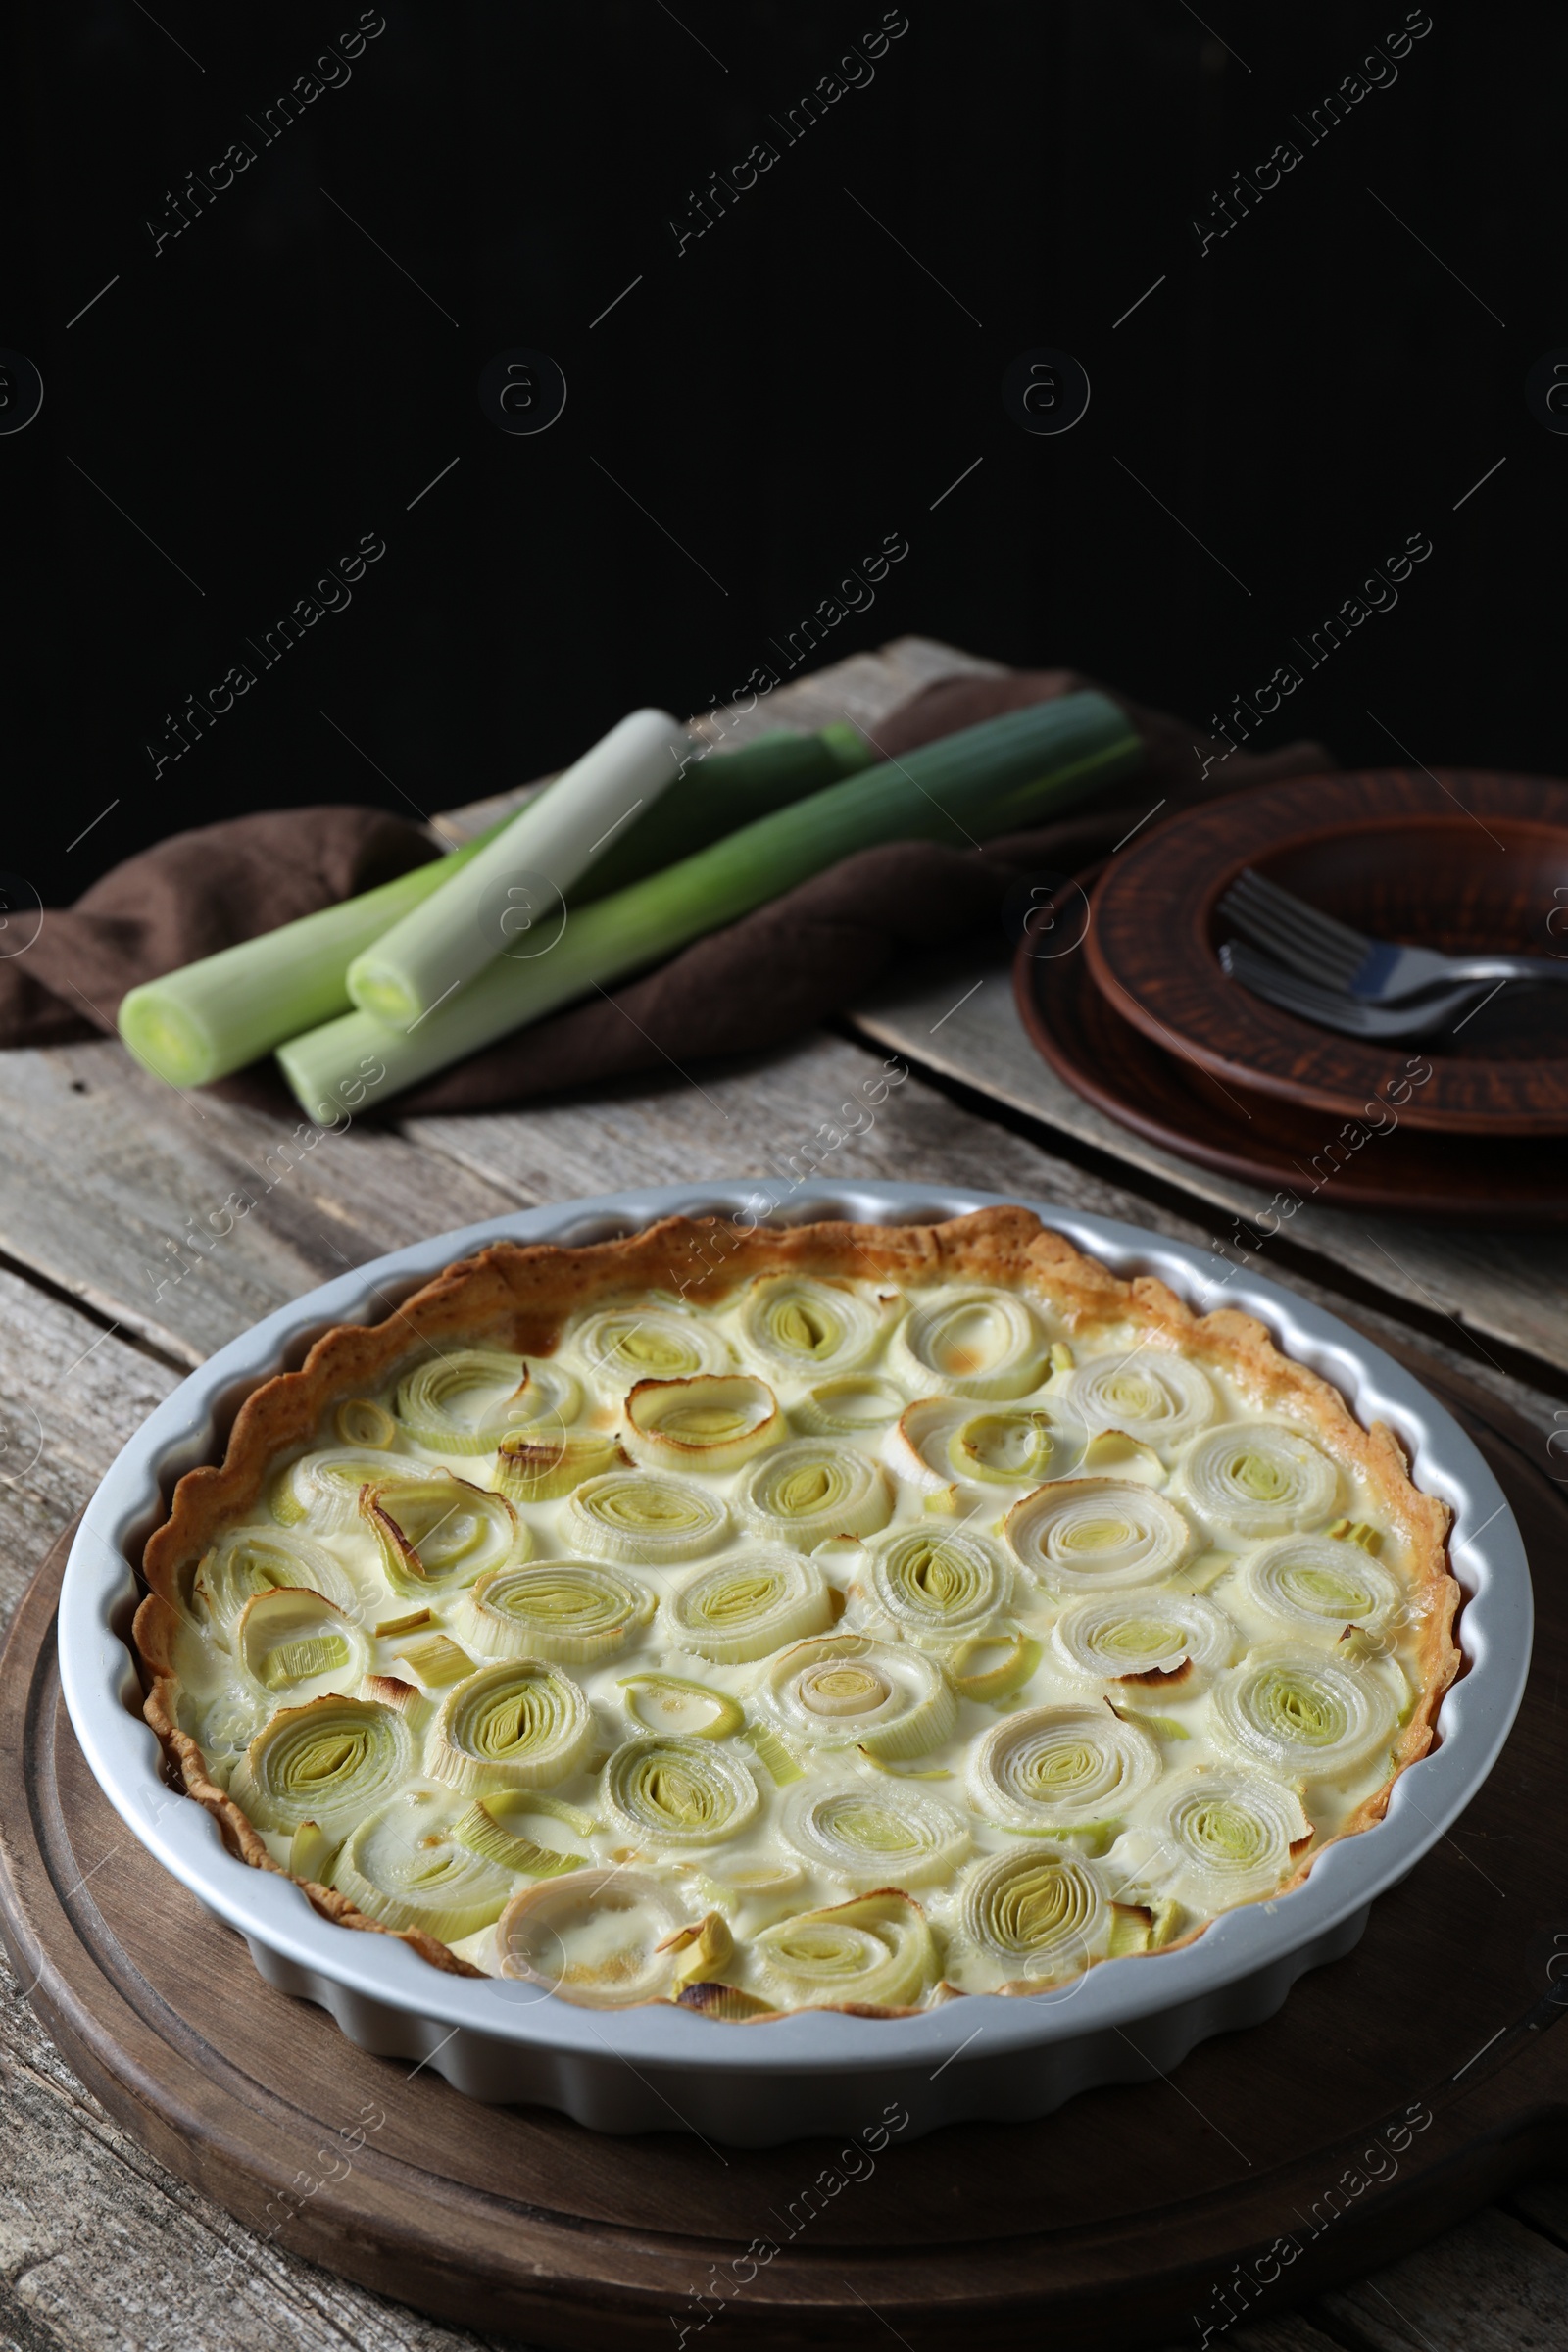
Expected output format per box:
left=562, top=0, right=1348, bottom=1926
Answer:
left=818, top=719, right=875, bottom=775
left=345, top=954, right=420, bottom=1027
left=118, top=985, right=214, bottom=1089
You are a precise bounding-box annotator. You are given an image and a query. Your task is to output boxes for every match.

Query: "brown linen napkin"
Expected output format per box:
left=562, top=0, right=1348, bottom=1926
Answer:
left=0, top=671, right=1332, bottom=1112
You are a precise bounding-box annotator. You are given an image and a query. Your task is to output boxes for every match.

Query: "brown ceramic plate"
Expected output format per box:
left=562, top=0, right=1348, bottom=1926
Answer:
left=1013, top=908, right=1568, bottom=1224
left=1083, top=770, right=1568, bottom=1135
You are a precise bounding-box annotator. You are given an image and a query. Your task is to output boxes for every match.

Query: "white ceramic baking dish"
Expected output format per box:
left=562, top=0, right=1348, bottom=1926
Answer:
left=58, top=1182, right=1531, bottom=2146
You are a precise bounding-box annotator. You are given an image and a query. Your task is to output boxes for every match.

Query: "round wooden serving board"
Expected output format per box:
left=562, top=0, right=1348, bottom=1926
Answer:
left=2, top=1353, right=1566, bottom=2351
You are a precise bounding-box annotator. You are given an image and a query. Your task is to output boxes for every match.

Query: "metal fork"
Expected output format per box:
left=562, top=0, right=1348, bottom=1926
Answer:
left=1217, top=866, right=1568, bottom=1003
left=1219, top=939, right=1490, bottom=1040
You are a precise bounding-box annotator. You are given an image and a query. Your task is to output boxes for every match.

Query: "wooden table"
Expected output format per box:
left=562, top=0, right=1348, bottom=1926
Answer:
left=0, top=638, right=1562, bottom=2352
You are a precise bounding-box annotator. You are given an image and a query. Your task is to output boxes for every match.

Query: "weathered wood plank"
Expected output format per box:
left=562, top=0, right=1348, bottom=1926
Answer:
left=0, top=1266, right=176, bottom=1620
left=1317, top=2204, right=1568, bottom=2349
left=848, top=953, right=1568, bottom=1388
left=0, top=1955, right=504, bottom=2352
left=0, top=1043, right=524, bottom=1368
left=1217, top=2318, right=1348, bottom=2352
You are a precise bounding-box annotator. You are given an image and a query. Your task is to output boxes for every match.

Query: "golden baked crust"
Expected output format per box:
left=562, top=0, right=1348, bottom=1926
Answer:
left=133, top=1205, right=1459, bottom=1997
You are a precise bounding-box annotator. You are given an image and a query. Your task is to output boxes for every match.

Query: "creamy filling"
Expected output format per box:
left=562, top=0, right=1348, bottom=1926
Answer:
left=169, top=1284, right=1439, bottom=2009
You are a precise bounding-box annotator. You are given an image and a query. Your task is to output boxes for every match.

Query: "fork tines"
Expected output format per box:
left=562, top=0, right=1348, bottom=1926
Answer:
left=1217, top=867, right=1369, bottom=988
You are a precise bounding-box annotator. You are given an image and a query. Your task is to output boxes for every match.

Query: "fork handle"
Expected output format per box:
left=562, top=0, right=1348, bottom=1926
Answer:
left=1420, top=955, right=1568, bottom=988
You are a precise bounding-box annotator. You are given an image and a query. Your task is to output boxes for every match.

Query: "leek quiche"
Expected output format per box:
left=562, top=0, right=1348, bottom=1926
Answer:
left=135, top=1207, right=1458, bottom=2017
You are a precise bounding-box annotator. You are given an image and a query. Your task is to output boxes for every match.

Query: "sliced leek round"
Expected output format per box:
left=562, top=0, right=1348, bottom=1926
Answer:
left=563, top=1469, right=730, bottom=1565
left=753, top=1889, right=935, bottom=2009
left=738, top=1275, right=880, bottom=1378
left=947, top=1405, right=1059, bottom=1487
left=395, top=1348, right=581, bottom=1455
left=1178, top=1422, right=1340, bottom=1540
left=573, top=1305, right=730, bottom=1386
left=270, top=1448, right=439, bottom=1535
left=333, top=1397, right=398, bottom=1449
left=601, top=1734, right=760, bottom=1849
left=493, top=1430, right=625, bottom=1503
left=735, top=1440, right=892, bottom=1550
left=228, top=1695, right=413, bottom=1837
left=497, top=1867, right=686, bottom=2006
left=781, top=1781, right=969, bottom=1888
left=194, top=1688, right=266, bottom=1771
left=330, top=1788, right=513, bottom=1937
left=891, top=1396, right=1059, bottom=1494
left=1145, top=1766, right=1311, bottom=1908
left=1065, top=1351, right=1215, bottom=1451
left=794, top=1375, right=906, bottom=1436
left=425, top=1659, right=594, bottom=1793
left=622, top=1373, right=783, bottom=1473
left=864, top=1524, right=1010, bottom=1647
left=236, top=1587, right=368, bottom=1698
left=949, top=1629, right=1043, bottom=1706
left=1243, top=1536, right=1402, bottom=1637
left=455, top=1560, right=654, bottom=1663
left=193, top=1525, right=363, bottom=1644
left=960, top=1845, right=1108, bottom=1981
left=662, top=1546, right=832, bottom=1663
left=765, top=1634, right=956, bottom=1759
left=1005, top=1477, right=1191, bottom=1592
left=970, top=1702, right=1160, bottom=1830
left=1050, top=1591, right=1234, bottom=1686
left=1213, top=1646, right=1397, bottom=1777
left=618, top=1673, right=746, bottom=1740
left=366, top=1474, right=522, bottom=1595
left=890, top=1289, right=1049, bottom=1399
left=453, top=1791, right=592, bottom=1879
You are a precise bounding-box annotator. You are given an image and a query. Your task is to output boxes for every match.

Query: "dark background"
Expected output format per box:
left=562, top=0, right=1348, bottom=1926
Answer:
left=2, top=1, right=1558, bottom=906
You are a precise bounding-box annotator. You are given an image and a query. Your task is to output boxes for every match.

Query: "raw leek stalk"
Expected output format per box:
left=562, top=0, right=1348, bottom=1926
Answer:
left=346, top=708, right=693, bottom=1026
left=277, top=690, right=1142, bottom=1119
left=578, top=722, right=873, bottom=900
left=116, top=725, right=864, bottom=1090
left=116, top=812, right=512, bottom=1089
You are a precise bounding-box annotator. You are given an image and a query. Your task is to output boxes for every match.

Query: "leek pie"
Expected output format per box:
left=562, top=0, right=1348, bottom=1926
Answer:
left=135, top=1207, right=1458, bottom=2016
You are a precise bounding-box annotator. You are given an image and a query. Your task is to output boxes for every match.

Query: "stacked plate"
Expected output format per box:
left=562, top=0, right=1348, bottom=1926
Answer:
left=1013, top=768, right=1568, bottom=1221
